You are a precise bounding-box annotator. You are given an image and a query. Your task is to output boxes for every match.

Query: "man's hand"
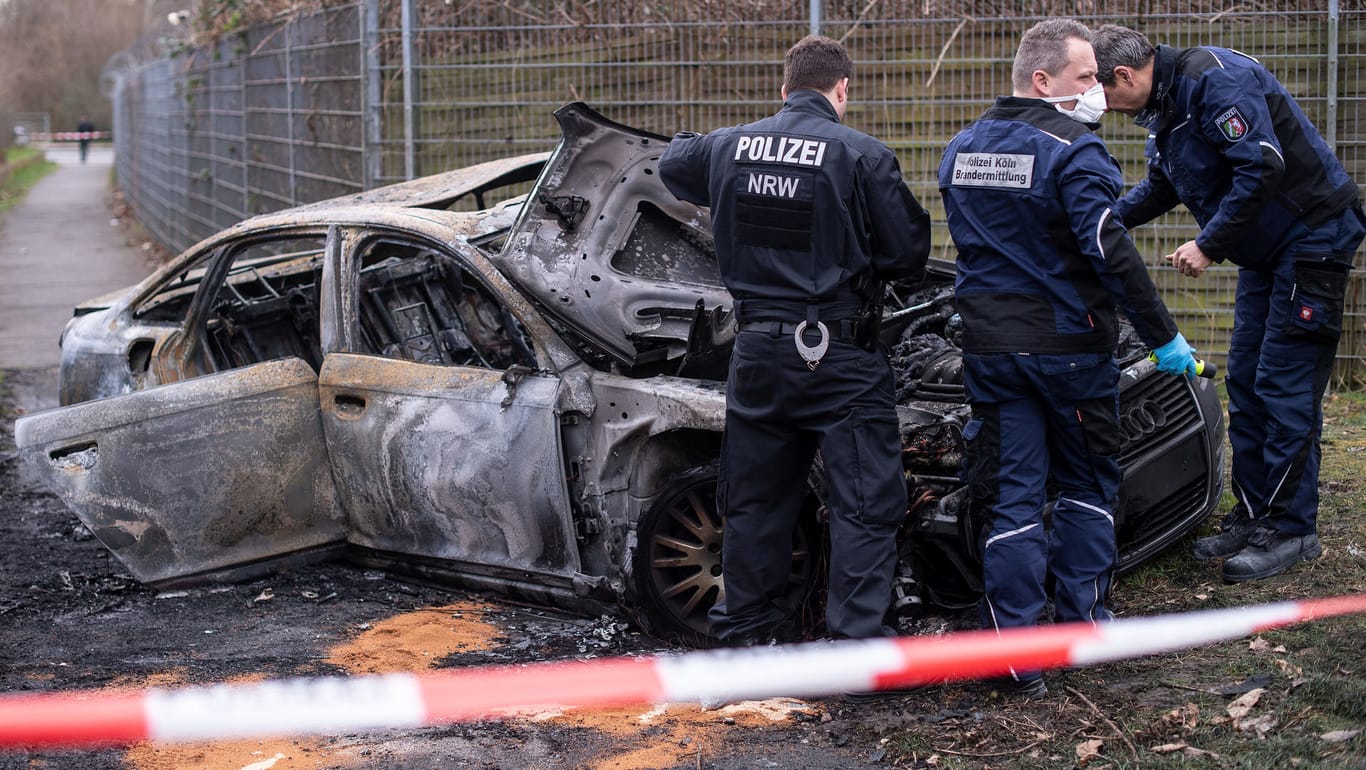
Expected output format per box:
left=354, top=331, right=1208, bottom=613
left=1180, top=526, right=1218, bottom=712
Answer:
left=1165, top=240, right=1212, bottom=278
left=1152, top=332, right=1198, bottom=379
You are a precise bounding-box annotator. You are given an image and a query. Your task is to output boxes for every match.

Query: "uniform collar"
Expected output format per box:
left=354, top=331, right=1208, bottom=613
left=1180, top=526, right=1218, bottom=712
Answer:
left=1135, top=44, right=1181, bottom=130
left=782, top=89, right=841, bottom=122
left=988, top=95, right=1056, bottom=117
left=984, top=95, right=1097, bottom=130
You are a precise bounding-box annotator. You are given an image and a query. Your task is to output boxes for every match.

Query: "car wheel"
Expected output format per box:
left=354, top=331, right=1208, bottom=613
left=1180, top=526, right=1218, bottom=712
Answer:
left=633, top=464, right=821, bottom=647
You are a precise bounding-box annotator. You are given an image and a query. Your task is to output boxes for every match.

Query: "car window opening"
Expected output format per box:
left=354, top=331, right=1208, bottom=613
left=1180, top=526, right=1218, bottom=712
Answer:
left=202, top=239, right=327, bottom=372
left=355, top=241, right=535, bottom=371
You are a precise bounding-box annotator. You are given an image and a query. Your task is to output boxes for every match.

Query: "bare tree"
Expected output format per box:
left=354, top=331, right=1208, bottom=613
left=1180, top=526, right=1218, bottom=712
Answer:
left=0, top=0, right=153, bottom=132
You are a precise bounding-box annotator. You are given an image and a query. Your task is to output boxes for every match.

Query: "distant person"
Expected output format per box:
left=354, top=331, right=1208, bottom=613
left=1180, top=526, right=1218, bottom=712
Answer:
left=1092, top=24, right=1366, bottom=583
left=77, top=115, right=95, bottom=164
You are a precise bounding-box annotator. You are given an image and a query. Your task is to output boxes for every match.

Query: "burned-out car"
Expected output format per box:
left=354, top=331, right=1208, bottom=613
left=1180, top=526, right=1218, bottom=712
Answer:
left=17, top=103, right=1224, bottom=646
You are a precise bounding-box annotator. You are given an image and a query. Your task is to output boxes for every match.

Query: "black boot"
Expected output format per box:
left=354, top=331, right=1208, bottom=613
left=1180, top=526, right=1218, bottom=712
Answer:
left=1192, top=506, right=1261, bottom=561
left=1221, top=527, right=1322, bottom=583
left=1011, top=677, right=1049, bottom=699
left=982, top=675, right=1048, bottom=700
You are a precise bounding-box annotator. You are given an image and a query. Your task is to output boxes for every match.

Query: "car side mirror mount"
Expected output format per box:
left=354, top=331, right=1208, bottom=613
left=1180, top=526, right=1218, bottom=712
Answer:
left=500, top=364, right=534, bottom=409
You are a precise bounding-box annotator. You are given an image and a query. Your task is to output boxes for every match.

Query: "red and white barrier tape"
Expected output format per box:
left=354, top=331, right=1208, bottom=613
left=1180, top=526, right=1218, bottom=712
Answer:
left=37, top=132, right=108, bottom=141
left=1, top=594, right=1363, bottom=749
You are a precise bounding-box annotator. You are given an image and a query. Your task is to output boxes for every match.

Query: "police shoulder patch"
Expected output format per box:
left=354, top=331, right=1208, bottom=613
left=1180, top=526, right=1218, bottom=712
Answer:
left=1215, top=106, right=1249, bottom=142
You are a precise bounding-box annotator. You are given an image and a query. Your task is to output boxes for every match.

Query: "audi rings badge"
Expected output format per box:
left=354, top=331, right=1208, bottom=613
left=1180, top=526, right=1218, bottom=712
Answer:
left=1121, top=399, right=1168, bottom=443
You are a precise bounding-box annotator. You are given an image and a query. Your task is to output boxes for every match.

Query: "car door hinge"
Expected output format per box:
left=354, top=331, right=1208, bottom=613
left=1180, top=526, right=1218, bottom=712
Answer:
left=573, top=513, right=604, bottom=542
left=500, top=364, right=533, bottom=409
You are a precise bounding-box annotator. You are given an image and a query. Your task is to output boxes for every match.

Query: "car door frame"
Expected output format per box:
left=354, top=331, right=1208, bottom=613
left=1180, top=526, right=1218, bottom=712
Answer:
left=146, top=228, right=330, bottom=383
left=317, top=223, right=583, bottom=586
left=19, top=226, right=349, bottom=586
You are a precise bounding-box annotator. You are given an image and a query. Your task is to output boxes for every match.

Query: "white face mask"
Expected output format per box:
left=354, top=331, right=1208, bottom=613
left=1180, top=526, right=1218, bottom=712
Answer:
left=1043, top=82, right=1107, bottom=123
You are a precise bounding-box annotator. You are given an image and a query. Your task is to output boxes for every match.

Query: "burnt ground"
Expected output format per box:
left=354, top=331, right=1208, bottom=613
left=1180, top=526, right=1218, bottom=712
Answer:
left=4, top=364, right=1366, bottom=770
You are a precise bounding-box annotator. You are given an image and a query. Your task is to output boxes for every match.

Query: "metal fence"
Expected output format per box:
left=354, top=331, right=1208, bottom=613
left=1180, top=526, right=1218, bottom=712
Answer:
left=104, top=0, right=1366, bottom=384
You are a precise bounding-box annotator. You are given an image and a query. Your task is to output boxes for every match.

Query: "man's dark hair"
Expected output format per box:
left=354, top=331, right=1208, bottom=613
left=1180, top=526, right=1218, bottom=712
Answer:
left=784, top=35, right=853, bottom=92
left=1011, top=19, right=1092, bottom=93
left=1092, top=24, right=1156, bottom=85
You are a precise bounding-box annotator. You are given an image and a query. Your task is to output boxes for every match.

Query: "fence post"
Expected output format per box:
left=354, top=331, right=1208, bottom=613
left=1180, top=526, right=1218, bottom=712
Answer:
left=401, top=0, right=416, bottom=180
left=362, top=0, right=382, bottom=190
left=1328, top=0, right=1340, bottom=152
left=286, top=18, right=299, bottom=205
left=241, top=47, right=250, bottom=216
left=809, top=0, right=821, bottom=36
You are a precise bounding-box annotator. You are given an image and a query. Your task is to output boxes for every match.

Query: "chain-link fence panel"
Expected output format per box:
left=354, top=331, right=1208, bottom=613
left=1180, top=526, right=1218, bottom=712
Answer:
left=110, top=4, right=365, bottom=253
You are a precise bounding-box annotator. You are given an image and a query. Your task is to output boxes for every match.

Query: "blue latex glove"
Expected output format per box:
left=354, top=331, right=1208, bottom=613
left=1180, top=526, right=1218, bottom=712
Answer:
left=1152, top=333, right=1197, bottom=379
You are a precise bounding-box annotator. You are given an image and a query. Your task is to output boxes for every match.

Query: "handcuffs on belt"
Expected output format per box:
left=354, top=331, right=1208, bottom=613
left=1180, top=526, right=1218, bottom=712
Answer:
left=738, top=300, right=876, bottom=371
left=795, top=306, right=829, bottom=371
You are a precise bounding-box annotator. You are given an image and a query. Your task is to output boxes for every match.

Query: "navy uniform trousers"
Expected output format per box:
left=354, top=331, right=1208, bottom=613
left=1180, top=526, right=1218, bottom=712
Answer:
left=712, top=326, right=907, bottom=641
left=1226, top=206, right=1366, bottom=534
left=963, top=351, right=1122, bottom=635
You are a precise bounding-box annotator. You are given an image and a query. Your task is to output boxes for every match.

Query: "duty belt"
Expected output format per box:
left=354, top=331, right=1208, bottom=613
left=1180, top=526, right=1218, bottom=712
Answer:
left=737, top=319, right=860, bottom=340
left=737, top=318, right=861, bottom=371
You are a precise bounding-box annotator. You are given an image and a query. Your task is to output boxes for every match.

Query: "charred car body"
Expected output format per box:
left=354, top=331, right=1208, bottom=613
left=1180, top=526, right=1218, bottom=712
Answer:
left=17, top=103, right=1224, bottom=645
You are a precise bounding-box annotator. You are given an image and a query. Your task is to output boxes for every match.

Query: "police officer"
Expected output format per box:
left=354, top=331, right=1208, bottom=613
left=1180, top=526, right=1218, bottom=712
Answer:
left=659, top=35, right=931, bottom=646
left=939, top=20, right=1195, bottom=697
left=1092, top=25, right=1366, bottom=583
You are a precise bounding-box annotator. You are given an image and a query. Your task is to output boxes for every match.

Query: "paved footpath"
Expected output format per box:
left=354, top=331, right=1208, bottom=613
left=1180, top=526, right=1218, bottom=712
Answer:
left=0, top=143, right=155, bottom=371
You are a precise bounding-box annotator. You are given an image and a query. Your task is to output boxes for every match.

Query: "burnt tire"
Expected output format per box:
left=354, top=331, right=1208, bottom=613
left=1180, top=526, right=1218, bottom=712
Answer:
left=632, top=464, right=821, bottom=647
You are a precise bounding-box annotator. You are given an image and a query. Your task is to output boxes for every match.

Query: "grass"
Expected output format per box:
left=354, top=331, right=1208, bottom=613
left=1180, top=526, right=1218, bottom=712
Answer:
left=872, top=391, right=1366, bottom=769
left=0, top=146, right=57, bottom=214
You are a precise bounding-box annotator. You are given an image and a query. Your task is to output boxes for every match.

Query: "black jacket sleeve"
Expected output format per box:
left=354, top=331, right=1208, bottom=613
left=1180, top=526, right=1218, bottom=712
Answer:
left=659, top=131, right=713, bottom=206
left=1116, top=164, right=1182, bottom=230
left=861, top=148, right=930, bottom=281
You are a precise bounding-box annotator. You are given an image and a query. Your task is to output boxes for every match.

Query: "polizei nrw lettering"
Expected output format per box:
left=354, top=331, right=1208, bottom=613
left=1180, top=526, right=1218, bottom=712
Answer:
left=746, top=172, right=800, bottom=198
left=950, top=152, right=1034, bottom=189
left=734, top=135, right=828, bottom=167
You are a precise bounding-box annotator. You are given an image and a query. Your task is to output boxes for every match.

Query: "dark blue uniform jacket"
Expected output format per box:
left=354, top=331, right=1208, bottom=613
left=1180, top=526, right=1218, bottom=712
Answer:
left=1119, top=45, right=1360, bottom=268
left=658, top=90, right=930, bottom=320
left=939, top=97, right=1178, bottom=354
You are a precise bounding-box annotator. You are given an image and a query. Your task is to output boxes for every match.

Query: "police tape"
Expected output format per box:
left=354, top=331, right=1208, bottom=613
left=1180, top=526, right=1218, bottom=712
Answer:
left=1, top=594, right=1363, bottom=749
left=36, top=132, right=108, bottom=141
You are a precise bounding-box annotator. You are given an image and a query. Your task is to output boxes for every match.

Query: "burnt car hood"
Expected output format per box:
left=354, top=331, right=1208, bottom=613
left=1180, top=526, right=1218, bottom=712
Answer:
left=492, top=102, right=731, bottom=374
